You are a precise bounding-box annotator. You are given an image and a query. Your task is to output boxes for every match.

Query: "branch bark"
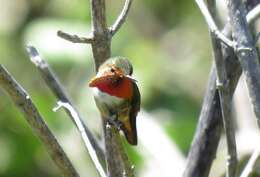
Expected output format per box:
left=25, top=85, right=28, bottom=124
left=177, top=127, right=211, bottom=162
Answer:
left=184, top=2, right=260, bottom=177
left=0, top=65, right=79, bottom=177
left=226, top=0, right=260, bottom=128
left=26, top=46, right=106, bottom=163
left=109, top=0, right=133, bottom=36
left=195, top=0, right=235, bottom=48
left=57, top=30, right=94, bottom=43
left=208, top=1, right=237, bottom=177
left=53, top=101, right=106, bottom=177
left=57, top=0, right=134, bottom=176
left=240, top=147, right=260, bottom=177
left=88, top=1, right=134, bottom=177
left=90, top=0, right=111, bottom=70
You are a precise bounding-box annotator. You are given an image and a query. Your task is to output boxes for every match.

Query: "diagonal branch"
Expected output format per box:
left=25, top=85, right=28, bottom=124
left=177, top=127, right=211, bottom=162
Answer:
left=226, top=0, right=260, bottom=128
left=26, top=46, right=106, bottom=164
left=0, top=65, right=79, bottom=177
left=57, top=30, right=94, bottom=44
left=195, top=0, right=236, bottom=48
left=240, top=147, right=260, bottom=177
left=109, top=0, right=133, bottom=36
left=207, top=1, right=238, bottom=177
left=246, top=4, right=260, bottom=24
left=53, top=101, right=107, bottom=177
left=184, top=3, right=260, bottom=177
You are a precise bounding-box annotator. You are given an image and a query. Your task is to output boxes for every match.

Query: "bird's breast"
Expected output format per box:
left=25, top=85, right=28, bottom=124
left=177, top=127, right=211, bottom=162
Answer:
left=93, top=88, right=125, bottom=107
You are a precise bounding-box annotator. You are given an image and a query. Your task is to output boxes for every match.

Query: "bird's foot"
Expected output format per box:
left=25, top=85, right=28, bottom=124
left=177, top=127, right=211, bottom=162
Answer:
left=107, top=117, right=123, bottom=131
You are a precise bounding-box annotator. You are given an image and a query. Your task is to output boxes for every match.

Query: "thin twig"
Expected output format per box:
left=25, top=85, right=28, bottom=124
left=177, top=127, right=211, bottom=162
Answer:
left=26, top=46, right=106, bottom=163
left=57, top=30, right=94, bottom=43
left=207, top=0, right=238, bottom=177
left=240, top=148, right=260, bottom=177
left=109, top=0, right=133, bottom=36
left=195, top=0, right=236, bottom=48
left=246, top=4, right=260, bottom=24
left=53, top=101, right=107, bottom=177
left=226, top=0, right=260, bottom=128
left=0, top=65, right=79, bottom=177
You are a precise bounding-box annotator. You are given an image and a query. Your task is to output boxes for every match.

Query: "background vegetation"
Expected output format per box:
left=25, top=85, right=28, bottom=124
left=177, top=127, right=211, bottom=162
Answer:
left=1, top=0, right=258, bottom=177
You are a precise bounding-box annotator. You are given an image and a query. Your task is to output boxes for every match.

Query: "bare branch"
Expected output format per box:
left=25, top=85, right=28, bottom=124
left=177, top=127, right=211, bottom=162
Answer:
left=0, top=65, right=79, bottom=177
left=57, top=30, right=94, bottom=44
left=109, top=0, right=133, bottom=36
left=183, top=1, right=260, bottom=176
left=226, top=0, right=260, bottom=128
left=89, top=0, right=135, bottom=176
left=53, top=101, right=107, bottom=177
left=246, top=4, right=260, bottom=24
left=104, top=123, right=134, bottom=177
left=195, top=0, right=236, bottom=48
left=90, top=0, right=111, bottom=70
left=240, top=148, right=260, bottom=177
left=207, top=1, right=238, bottom=177
left=26, top=46, right=106, bottom=163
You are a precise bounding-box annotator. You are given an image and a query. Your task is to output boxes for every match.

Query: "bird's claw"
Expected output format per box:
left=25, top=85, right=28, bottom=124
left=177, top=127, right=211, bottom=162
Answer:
left=107, top=116, right=123, bottom=131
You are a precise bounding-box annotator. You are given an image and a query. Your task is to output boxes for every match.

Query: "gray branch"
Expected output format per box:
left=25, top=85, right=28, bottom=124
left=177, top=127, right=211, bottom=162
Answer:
left=109, top=0, right=133, bottom=36
left=104, top=124, right=134, bottom=177
left=89, top=0, right=135, bottom=177
left=90, top=0, right=111, bottom=70
left=246, top=4, right=260, bottom=24
left=226, top=0, right=260, bottom=128
left=208, top=1, right=238, bottom=177
left=184, top=2, right=260, bottom=177
left=57, top=30, right=94, bottom=44
left=240, top=147, right=260, bottom=177
left=195, top=0, right=236, bottom=48
left=26, top=46, right=106, bottom=163
left=0, top=65, right=79, bottom=177
left=53, top=102, right=107, bottom=177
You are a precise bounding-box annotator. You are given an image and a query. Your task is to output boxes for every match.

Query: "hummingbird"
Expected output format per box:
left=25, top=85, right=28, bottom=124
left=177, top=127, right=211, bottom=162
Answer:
left=89, top=57, right=140, bottom=145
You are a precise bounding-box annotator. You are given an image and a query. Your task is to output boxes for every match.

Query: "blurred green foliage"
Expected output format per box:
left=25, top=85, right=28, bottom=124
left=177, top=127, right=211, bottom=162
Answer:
left=0, top=0, right=212, bottom=177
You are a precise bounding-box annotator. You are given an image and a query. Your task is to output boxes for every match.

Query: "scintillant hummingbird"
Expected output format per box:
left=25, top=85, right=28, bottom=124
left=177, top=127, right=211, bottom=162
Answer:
left=89, top=57, right=140, bottom=145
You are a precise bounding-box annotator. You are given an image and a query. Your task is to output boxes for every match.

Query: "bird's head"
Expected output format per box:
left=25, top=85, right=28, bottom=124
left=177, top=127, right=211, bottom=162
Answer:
left=89, top=57, right=135, bottom=99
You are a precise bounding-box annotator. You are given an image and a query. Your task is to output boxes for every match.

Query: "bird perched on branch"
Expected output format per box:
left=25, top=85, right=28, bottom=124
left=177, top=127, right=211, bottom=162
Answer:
left=89, top=57, right=140, bottom=145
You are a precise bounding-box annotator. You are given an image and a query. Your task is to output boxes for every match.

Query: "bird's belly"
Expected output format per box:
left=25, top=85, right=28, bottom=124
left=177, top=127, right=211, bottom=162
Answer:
left=93, top=88, right=124, bottom=108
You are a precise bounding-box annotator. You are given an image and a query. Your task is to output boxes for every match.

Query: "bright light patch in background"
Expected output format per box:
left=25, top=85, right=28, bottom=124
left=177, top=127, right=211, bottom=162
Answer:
left=0, top=0, right=28, bottom=34
left=138, top=111, right=185, bottom=177
left=23, top=19, right=92, bottom=63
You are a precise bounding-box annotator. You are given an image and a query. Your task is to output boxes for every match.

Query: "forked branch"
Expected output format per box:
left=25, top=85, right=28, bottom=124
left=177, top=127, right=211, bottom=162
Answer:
left=26, top=46, right=105, bottom=159
left=0, top=65, right=79, bottom=177
left=54, top=101, right=107, bottom=177
left=109, top=0, right=133, bottom=36
left=184, top=2, right=260, bottom=177
left=195, top=0, right=236, bottom=48
left=226, top=0, right=260, bottom=128
left=26, top=46, right=106, bottom=177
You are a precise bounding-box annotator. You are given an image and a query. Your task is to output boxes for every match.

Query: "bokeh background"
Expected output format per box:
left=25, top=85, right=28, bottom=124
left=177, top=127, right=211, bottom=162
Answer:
left=0, top=0, right=259, bottom=177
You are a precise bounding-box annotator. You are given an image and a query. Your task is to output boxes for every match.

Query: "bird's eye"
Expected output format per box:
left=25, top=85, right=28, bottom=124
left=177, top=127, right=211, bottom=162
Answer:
left=110, top=68, right=115, bottom=73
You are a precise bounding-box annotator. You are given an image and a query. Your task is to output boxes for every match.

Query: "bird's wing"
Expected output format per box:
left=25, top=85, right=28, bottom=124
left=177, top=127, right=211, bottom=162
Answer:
left=127, top=81, right=141, bottom=145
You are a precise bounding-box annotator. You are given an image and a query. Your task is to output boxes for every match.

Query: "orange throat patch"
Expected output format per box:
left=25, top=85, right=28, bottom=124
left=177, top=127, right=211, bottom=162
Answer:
left=92, top=77, right=133, bottom=99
